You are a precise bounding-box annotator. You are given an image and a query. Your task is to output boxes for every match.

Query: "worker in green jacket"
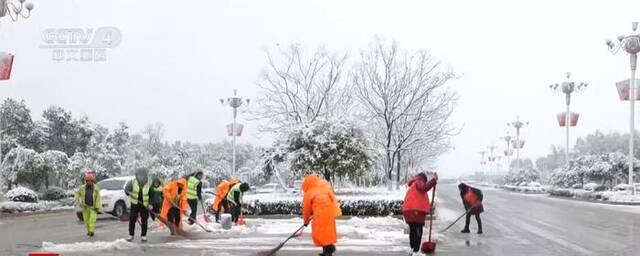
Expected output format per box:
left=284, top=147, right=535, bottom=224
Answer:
left=186, top=171, right=204, bottom=225
left=226, top=182, right=250, bottom=224
left=149, top=177, right=164, bottom=221
left=74, top=172, right=101, bottom=237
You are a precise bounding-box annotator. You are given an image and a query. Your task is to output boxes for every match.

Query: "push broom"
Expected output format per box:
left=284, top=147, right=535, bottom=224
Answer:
left=256, top=223, right=306, bottom=256
left=421, top=184, right=437, bottom=254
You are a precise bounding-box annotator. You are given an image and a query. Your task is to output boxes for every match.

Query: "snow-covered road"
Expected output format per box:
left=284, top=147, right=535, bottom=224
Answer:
left=3, top=184, right=640, bottom=255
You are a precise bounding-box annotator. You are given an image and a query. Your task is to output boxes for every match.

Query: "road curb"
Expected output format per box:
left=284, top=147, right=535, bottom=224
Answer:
left=548, top=195, right=640, bottom=206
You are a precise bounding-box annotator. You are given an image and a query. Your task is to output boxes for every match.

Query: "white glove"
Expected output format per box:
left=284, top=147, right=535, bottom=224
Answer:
left=185, top=209, right=192, bottom=216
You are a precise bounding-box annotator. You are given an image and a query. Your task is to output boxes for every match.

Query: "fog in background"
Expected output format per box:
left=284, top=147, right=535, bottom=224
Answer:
left=1, top=0, right=640, bottom=178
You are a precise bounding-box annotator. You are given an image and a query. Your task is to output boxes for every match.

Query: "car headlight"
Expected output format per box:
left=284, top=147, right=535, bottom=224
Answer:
left=102, top=195, right=113, bottom=200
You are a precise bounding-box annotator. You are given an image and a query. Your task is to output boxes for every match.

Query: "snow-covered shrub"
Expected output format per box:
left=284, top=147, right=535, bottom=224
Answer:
left=1, top=200, right=75, bottom=214
left=583, top=183, right=605, bottom=192
left=5, top=186, right=38, bottom=202
left=1, top=201, right=40, bottom=213
left=548, top=188, right=574, bottom=197
left=41, top=187, right=66, bottom=201
left=614, top=184, right=632, bottom=191
left=287, top=120, right=371, bottom=182
left=243, top=199, right=403, bottom=216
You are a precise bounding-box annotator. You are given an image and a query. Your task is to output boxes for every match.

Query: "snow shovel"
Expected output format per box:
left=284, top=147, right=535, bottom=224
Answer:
left=421, top=184, right=437, bottom=254
left=148, top=208, right=191, bottom=237
left=200, top=200, right=211, bottom=223
left=238, top=212, right=246, bottom=225
left=256, top=223, right=307, bottom=256
left=169, top=201, right=212, bottom=233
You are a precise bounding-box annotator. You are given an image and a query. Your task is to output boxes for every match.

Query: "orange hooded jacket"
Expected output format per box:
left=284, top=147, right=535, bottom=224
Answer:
left=212, top=178, right=239, bottom=211
left=160, top=178, right=188, bottom=228
left=302, top=175, right=342, bottom=247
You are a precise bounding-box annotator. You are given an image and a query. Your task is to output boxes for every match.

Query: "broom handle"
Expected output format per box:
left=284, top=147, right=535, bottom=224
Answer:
left=428, top=183, right=436, bottom=242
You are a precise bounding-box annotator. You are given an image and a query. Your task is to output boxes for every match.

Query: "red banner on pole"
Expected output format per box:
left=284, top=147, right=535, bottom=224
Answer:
left=511, top=139, right=525, bottom=149
left=616, top=79, right=640, bottom=101
left=504, top=149, right=513, bottom=156
left=556, top=112, right=580, bottom=127
left=0, top=52, right=14, bottom=80
left=226, top=123, right=244, bottom=136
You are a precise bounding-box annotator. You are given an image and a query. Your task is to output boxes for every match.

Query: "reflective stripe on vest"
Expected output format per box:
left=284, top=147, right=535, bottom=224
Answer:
left=187, top=176, right=200, bottom=200
left=226, top=183, right=243, bottom=206
left=130, top=180, right=150, bottom=207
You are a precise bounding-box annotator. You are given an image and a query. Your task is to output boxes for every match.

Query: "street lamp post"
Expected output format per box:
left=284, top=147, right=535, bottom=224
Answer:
left=220, top=90, right=250, bottom=175
left=508, top=117, right=529, bottom=171
left=549, top=72, right=587, bottom=164
left=500, top=134, right=513, bottom=171
left=487, top=145, right=497, bottom=174
left=607, top=21, right=640, bottom=193
left=0, top=1, right=34, bottom=194
left=479, top=150, right=487, bottom=180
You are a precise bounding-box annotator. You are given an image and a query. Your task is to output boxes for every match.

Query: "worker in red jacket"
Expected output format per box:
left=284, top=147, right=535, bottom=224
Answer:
left=458, top=182, right=484, bottom=234
left=402, top=172, right=438, bottom=255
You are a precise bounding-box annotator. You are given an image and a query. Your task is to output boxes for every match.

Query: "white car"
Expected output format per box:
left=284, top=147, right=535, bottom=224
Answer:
left=75, top=176, right=133, bottom=221
left=255, top=183, right=287, bottom=194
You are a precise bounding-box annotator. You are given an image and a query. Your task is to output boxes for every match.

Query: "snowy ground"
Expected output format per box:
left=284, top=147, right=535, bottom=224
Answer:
left=30, top=216, right=419, bottom=256
left=4, top=184, right=640, bottom=256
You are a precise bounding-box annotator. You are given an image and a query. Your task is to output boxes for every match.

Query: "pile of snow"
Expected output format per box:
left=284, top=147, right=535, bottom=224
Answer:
left=42, top=239, right=138, bottom=252
left=5, top=186, right=38, bottom=202
left=0, top=200, right=74, bottom=214
left=502, top=184, right=547, bottom=193
left=549, top=187, right=640, bottom=203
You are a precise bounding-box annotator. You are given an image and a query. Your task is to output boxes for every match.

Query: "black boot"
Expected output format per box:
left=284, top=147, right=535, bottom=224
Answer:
left=319, top=245, right=336, bottom=256
left=461, top=229, right=470, bottom=233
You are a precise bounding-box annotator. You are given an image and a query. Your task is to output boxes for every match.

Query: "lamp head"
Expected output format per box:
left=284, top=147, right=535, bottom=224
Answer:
left=606, top=40, right=613, bottom=49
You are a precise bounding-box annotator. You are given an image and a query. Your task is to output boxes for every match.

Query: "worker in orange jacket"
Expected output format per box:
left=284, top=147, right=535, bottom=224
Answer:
left=160, top=178, right=189, bottom=235
left=212, top=177, right=240, bottom=222
left=302, top=175, right=342, bottom=256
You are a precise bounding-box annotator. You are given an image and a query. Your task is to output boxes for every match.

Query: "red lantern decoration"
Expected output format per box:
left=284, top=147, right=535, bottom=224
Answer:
left=556, top=112, right=580, bottom=127
left=616, top=79, right=640, bottom=101
left=0, top=52, right=14, bottom=80
left=226, top=123, right=244, bottom=136
left=512, top=139, right=525, bottom=149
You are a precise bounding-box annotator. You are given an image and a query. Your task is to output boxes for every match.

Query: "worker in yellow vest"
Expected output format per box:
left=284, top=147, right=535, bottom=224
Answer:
left=226, top=182, right=250, bottom=223
left=125, top=168, right=152, bottom=242
left=186, top=171, right=204, bottom=225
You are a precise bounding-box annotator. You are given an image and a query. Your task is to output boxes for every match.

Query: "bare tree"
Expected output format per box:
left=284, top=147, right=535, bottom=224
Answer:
left=141, top=122, right=165, bottom=157
left=352, top=38, right=457, bottom=189
left=252, top=44, right=351, bottom=132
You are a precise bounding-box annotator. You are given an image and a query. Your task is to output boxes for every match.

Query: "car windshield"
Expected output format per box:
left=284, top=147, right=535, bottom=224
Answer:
left=97, top=180, right=126, bottom=191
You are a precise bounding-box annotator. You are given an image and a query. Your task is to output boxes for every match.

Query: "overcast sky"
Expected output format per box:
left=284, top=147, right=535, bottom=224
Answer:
left=1, top=0, right=640, bottom=178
